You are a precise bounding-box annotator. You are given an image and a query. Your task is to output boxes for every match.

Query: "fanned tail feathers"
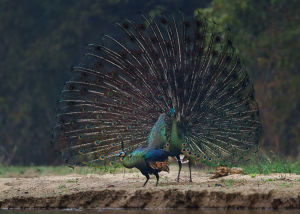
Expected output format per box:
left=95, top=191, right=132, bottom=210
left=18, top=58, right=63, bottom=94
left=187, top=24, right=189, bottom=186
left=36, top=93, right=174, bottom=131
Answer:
left=53, top=14, right=261, bottom=166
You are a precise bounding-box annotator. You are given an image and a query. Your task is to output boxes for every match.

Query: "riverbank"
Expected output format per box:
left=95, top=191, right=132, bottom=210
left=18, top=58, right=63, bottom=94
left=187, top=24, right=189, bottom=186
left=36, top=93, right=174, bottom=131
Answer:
left=0, top=168, right=299, bottom=209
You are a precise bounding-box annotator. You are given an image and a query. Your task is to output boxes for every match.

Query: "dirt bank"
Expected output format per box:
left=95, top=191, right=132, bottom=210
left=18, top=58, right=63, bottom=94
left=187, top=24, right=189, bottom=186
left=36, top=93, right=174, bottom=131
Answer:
left=0, top=168, right=299, bottom=209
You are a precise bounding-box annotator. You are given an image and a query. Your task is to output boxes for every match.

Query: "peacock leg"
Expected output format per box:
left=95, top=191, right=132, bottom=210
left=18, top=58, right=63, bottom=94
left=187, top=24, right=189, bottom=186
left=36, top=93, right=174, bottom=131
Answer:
left=188, top=159, right=192, bottom=182
left=154, top=172, right=159, bottom=186
left=142, top=172, right=150, bottom=187
left=176, top=155, right=182, bottom=182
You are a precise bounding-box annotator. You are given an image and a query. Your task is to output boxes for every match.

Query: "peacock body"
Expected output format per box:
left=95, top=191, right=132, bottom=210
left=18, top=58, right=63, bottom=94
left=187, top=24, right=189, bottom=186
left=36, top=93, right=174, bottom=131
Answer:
left=53, top=15, right=262, bottom=186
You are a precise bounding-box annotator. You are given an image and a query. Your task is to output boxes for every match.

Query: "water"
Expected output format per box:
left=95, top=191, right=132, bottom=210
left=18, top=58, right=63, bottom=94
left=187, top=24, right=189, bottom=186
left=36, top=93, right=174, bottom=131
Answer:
left=0, top=209, right=299, bottom=214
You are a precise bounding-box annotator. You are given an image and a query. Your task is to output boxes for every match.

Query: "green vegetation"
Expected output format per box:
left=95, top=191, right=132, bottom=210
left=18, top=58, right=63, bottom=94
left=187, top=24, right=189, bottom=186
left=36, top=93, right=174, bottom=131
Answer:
left=242, top=159, right=300, bottom=175
left=0, top=166, right=71, bottom=177
left=0, top=165, right=133, bottom=178
left=66, top=179, right=79, bottom=183
left=279, top=183, right=293, bottom=188
left=1, top=156, right=298, bottom=177
left=224, top=179, right=235, bottom=187
left=57, top=184, right=67, bottom=190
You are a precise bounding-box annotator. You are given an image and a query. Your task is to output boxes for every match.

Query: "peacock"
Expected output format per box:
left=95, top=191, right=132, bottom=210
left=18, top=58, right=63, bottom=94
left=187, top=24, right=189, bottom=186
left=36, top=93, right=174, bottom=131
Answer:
left=120, top=113, right=170, bottom=186
left=53, top=14, right=262, bottom=186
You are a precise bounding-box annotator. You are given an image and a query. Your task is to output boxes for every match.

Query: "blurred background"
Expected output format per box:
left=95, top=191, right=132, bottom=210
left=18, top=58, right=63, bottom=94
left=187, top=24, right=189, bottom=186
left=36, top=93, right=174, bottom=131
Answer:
left=0, top=0, right=299, bottom=165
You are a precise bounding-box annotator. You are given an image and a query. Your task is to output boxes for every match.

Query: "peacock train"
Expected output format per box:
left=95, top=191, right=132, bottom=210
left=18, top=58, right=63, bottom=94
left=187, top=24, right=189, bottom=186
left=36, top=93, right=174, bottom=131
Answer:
left=53, top=15, right=262, bottom=186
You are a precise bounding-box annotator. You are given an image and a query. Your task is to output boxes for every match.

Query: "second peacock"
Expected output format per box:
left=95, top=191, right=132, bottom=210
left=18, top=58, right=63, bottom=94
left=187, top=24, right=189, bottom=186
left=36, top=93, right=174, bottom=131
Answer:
left=53, top=15, right=262, bottom=186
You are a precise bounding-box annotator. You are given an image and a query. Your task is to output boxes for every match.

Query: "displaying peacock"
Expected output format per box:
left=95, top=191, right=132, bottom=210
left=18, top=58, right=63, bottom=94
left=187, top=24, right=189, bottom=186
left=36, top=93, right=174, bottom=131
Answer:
left=53, top=15, right=262, bottom=186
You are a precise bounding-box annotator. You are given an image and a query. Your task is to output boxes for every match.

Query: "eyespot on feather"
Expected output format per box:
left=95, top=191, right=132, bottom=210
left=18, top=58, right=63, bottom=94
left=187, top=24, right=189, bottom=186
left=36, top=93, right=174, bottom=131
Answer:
left=94, top=140, right=101, bottom=145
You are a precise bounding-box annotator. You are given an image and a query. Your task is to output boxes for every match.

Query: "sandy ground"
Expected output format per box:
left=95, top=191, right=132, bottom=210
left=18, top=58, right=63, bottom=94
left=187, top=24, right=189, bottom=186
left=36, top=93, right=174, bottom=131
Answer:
left=0, top=167, right=299, bottom=209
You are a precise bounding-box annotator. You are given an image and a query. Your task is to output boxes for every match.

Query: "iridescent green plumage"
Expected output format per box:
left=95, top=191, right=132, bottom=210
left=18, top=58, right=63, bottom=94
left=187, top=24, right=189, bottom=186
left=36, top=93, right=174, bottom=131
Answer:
left=53, top=14, right=262, bottom=185
left=122, top=147, right=169, bottom=186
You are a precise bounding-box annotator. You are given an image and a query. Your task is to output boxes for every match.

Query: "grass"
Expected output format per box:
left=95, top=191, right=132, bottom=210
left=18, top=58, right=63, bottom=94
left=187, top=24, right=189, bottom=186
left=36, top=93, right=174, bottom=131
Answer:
left=0, top=165, right=134, bottom=178
left=224, top=179, right=235, bottom=187
left=279, top=183, right=293, bottom=188
left=57, top=184, right=67, bottom=190
left=0, top=156, right=299, bottom=177
left=242, top=159, right=300, bottom=175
